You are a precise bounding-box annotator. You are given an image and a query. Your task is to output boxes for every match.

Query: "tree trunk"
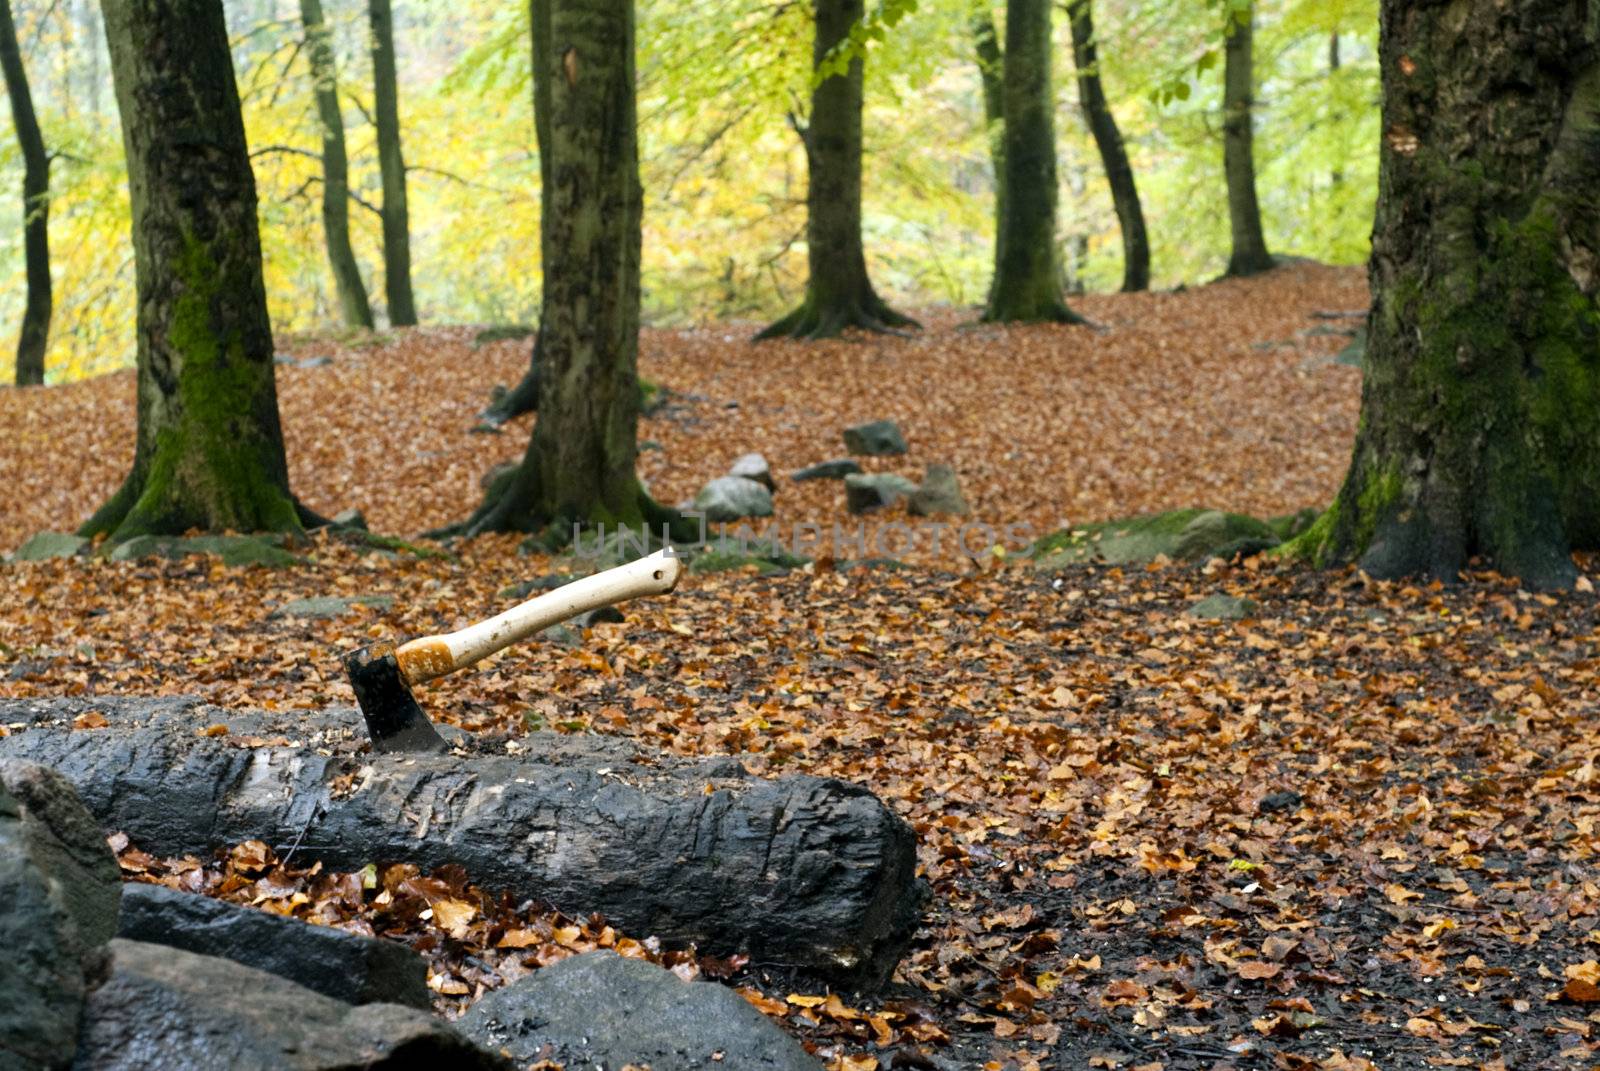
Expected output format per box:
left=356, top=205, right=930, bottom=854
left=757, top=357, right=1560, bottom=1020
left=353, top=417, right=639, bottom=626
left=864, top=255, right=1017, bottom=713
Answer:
left=1291, top=0, right=1600, bottom=590
left=1, top=0, right=50, bottom=386
left=971, top=6, right=1004, bottom=312
left=368, top=0, right=415, bottom=326
left=755, top=0, right=915, bottom=340
left=81, top=0, right=320, bottom=542
left=983, top=0, right=1082, bottom=323
left=457, top=0, right=667, bottom=538
left=478, top=0, right=551, bottom=428
left=0, top=698, right=927, bottom=990
left=1329, top=32, right=1344, bottom=187
left=1066, top=0, right=1149, bottom=293
left=300, top=0, right=373, bottom=329
left=1222, top=0, right=1273, bottom=278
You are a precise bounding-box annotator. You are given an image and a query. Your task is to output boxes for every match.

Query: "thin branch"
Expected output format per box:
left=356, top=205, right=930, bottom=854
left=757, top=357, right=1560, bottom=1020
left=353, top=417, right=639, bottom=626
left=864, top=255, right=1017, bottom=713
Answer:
left=405, top=163, right=518, bottom=196
left=251, top=144, right=323, bottom=163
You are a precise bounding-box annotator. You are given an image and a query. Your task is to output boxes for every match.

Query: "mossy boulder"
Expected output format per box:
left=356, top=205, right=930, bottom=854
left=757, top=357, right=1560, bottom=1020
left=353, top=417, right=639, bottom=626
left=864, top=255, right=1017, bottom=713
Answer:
left=12, top=532, right=89, bottom=562
left=688, top=536, right=809, bottom=575
left=105, top=534, right=299, bottom=568
left=1267, top=508, right=1322, bottom=542
left=1028, top=508, right=1280, bottom=567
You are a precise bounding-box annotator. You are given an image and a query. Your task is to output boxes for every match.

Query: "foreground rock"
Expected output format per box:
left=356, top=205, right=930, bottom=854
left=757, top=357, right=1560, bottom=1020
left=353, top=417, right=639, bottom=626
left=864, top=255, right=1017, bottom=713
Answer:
left=908, top=464, right=969, bottom=517
left=843, top=419, right=907, bottom=456
left=792, top=458, right=861, bottom=482
left=78, top=939, right=507, bottom=1070
left=118, top=883, right=430, bottom=1009
left=693, top=475, right=775, bottom=523
left=461, top=951, right=820, bottom=1071
left=0, top=698, right=925, bottom=989
left=844, top=473, right=917, bottom=514
left=1028, top=508, right=1280, bottom=567
left=0, top=761, right=121, bottom=1070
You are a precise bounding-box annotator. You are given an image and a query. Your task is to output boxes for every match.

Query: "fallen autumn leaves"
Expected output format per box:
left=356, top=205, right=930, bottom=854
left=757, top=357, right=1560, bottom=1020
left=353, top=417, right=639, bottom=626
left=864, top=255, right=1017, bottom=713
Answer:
left=3, top=266, right=1599, bottom=1068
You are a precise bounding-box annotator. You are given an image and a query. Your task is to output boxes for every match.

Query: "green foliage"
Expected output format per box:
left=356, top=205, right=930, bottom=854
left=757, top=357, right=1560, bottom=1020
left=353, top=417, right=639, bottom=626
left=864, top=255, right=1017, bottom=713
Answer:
left=813, top=0, right=921, bottom=85
left=0, top=0, right=1380, bottom=383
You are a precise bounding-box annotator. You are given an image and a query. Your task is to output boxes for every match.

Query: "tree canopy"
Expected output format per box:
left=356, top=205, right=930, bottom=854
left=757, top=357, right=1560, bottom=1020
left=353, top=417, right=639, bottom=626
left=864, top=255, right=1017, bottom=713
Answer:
left=0, top=0, right=1377, bottom=384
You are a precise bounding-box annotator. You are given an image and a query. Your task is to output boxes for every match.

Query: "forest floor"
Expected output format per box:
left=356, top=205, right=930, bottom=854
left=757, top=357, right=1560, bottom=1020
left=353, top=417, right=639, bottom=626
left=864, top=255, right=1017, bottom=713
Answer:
left=4, top=263, right=1600, bottom=1070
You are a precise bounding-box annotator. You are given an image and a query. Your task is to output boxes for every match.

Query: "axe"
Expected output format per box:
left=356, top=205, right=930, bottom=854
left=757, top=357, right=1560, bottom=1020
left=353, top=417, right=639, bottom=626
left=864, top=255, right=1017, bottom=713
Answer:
left=343, top=548, right=683, bottom=753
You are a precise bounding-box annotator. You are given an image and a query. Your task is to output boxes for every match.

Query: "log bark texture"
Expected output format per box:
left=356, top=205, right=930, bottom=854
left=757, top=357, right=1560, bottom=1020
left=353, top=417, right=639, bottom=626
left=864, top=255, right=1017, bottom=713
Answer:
left=0, top=698, right=925, bottom=990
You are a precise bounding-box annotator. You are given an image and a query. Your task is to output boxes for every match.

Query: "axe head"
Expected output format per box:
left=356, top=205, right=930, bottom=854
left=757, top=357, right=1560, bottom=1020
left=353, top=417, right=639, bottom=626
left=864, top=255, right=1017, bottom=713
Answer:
left=343, top=642, right=449, bottom=754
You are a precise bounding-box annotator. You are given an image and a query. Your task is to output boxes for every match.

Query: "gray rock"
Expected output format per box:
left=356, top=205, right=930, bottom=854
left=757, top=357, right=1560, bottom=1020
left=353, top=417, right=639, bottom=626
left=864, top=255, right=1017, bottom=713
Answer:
left=842, top=419, right=907, bottom=456
left=908, top=464, right=969, bottom=517
left=844, top=473, right=917, bottom=514
left=693, top=475, right=774, bottom=523
left=269, top=594, right=394, bottom=620
left=729, top=452, right=776, bottom=491
left=329, top=508, right=368, bottom=532
left=0, top=761, right=121, bottom=1070
left=459, top=951, right=820, bottom=1071
left=1186, top=594, right=1261, bottom=621
left=539, top=624, right=582, bottom=648
left=792, top=458, right=862, bottom=482
left=76, top=939, right=508, bottom=1070
left=13, top=531, right=88, bottom=562
left=116, top=884, right=430, bottom=1009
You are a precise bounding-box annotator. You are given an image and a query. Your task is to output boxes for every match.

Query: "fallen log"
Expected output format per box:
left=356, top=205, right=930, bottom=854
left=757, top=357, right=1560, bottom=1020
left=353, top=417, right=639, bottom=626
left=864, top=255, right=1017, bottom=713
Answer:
left=0, top=698, right=925, bottom=990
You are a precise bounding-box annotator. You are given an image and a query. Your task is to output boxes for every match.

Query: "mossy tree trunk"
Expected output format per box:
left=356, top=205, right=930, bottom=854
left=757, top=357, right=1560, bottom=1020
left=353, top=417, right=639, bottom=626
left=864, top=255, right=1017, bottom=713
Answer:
left=300, top=0, right=373, bottom=329
left=1291, top=0, right=1600, bottom=590
left=82, top=0, right=320, bottom=543
left=755, top=0, right=915, bottom=340
left=1067, top=0, right=1148, bottom=293
left=457, top=0, right=668, bottom=539
left=368, top=0, right=415, bottom=326
left=1, top=0, right=50, bottom=386
left=971, top=7, right=1004, bottom=312
left=479, top=0, right=551, bottom=428
left=1222, top=0, right=1273, bottom=278
left=983, top=0, right=1082, bottom=324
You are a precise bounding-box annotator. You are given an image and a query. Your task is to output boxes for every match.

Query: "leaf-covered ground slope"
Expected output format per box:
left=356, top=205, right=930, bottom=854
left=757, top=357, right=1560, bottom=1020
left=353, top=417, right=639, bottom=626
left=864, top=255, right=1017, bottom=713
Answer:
left=5, top=265, right=1598, bottom=1070
left=0, top=262, right=1365, bottom=552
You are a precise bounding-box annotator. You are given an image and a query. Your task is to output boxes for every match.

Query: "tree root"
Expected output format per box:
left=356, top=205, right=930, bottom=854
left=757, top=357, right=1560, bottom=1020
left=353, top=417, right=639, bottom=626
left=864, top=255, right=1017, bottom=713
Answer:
left=478, top=337, right=542, bottom=428
left=980, top=300, right=1089, bottom=326
left=754, top=292, right=921, bottom=342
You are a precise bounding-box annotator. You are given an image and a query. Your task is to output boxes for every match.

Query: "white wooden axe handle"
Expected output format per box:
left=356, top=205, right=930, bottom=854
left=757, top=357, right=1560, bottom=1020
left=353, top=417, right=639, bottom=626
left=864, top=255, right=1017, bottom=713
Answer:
left=394, top=548, right=682, bottom=685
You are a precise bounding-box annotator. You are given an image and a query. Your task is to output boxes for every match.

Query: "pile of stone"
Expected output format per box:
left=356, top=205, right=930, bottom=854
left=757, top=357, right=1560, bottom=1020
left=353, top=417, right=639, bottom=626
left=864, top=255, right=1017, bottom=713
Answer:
left=692, top=452, right=776, bottom=522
